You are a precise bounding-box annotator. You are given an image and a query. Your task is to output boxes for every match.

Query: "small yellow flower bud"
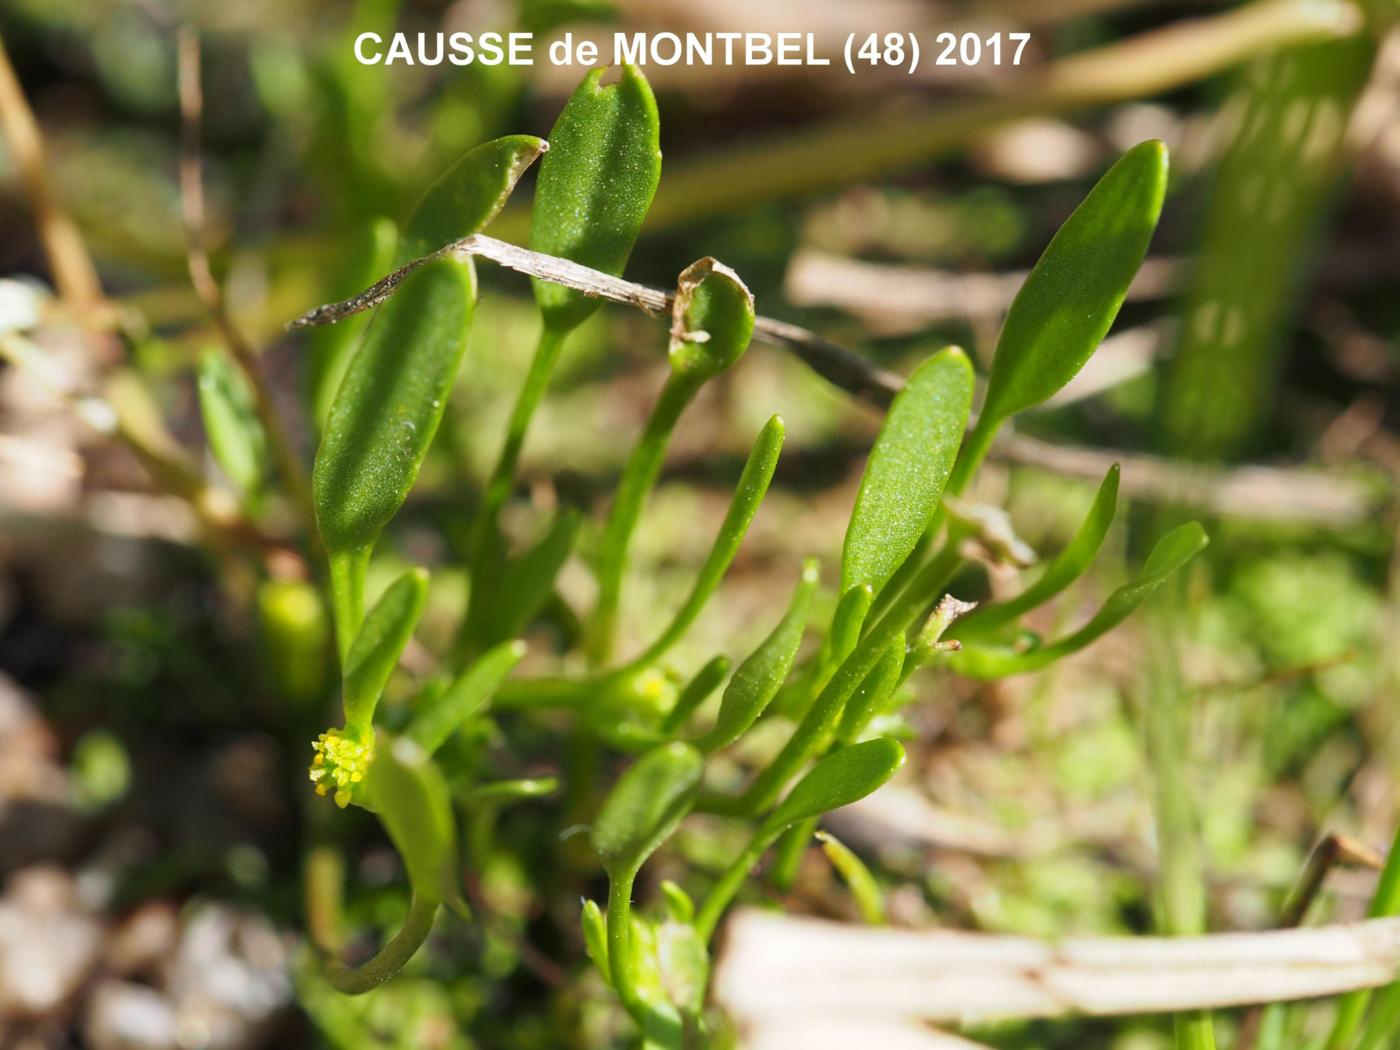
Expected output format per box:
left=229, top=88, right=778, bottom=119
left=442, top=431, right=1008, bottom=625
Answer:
left=309, top=728, right=375, bottom=808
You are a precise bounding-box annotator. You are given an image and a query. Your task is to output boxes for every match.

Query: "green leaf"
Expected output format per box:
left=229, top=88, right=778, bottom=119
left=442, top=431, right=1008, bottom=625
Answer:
left=257, top=578, right=330, bottom=703
left=397, top=134, right=546, bottom=265
left=828, top=584, right=874, bottom=668
left=949, top=522, right=1208, bottom=679
left=197, top=348, right=268, bottom=506
left=365, top=733, right=465, bottom=913
left=582, top=898, right=611, bottom=985
left=488, top=510, right=581, bottom=645
left=342, top=568, right=429, bottom=733
left=314, top=257, right=475, bottom=560
left=667, top=258, right=755, bottom=383
left=593, top=742, right=704, bottom=878
left=407, top=639, right=526, bottom=755
left=530, top=65, right=662, bottom=333
left=659, top=880, right=695, bottom=924
left=836, top=638, right=906, bottom=744
left=953, top=465, right=1121, bottom=639
left=817, top=831, right=886, bottom=925
left=459, top=776, right=559, bottom=805
left=695, top=559, right=818, bottom=752
left=631, top=415, right=785, bottom=665
left=763, top=737, right=905, bottom=833
left=656, top=918, right=709, bottom=1018
left=841, top=347, right=974, bottom=597
left=660, top=655, right=731, bottom=735
left=954, top=141, right=1168, bottom=489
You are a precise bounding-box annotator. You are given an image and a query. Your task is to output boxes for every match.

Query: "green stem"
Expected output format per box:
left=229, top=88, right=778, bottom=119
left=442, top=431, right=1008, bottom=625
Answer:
left=461, top=323, right=569, bottom=656
left=328, top=546, right=370, bottom=666
left=321, top=894, right=439, bottom=994
left=695, top=832, right=773, bottom=941
left=770, top=818, right=816, bottom=892
left=589, top=372, right=700, bottom=666
left=607, top=870, right=642, bottom=1017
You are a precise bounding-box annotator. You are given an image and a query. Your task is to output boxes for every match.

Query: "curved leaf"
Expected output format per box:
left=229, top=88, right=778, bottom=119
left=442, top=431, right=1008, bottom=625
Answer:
left=661, top=654, right=732, bottom=735
left=197, top=348, right=267, bottom=506
left=949, top=522, right=1208, bottom=679
left=668, top=258, right=755, bottom=383
left=953, top=464, right=1121, bottom=639
left=365, top=734, right=464, bottom=913
left=489, top=509, right=581, bottom=645
left=817, top=831, right=886, bottom=925
left=836, top=638, right=906, bottom=744
left=695, top=560, right=818, bottom=752
left=530, top=65, right=662, bottom=334
left=342, top=567, right=429, bottom=733
left=841, top=347, right=974, bottom=597
left=593, top=742, right=704, bottom=878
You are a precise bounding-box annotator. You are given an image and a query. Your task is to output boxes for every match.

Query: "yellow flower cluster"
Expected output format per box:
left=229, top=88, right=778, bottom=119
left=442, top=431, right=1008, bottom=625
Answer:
left=309, top=728, right=374, bottom=808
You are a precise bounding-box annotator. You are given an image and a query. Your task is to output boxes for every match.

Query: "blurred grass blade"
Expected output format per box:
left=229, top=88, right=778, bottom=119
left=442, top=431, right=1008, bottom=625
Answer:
left=530, top=64, right=661, bottom=333
left=593, top=742, right=704, bottom=879
left=407, top=639, right=526, bottom=755
left=631, top=415, right=785, bottom=666
left=661, top=655, right=731, bottom=736
left=460, top=776, right=559, bottom=805
left=949, top=523, right=1207, bottom=679
left=695, top=560, right=818, bottom=752
left=841, top=347, right=973, bottom=598
left=342, top=568, right=428, bottom=733
left=953, top=141, right=1168, bottom=491
left=953, top=465, right=1121, bottom=640
left=1326, top=823, right=1400, bottom=1048
left=365, top=733, right=465, bottom=913
left=197, top=347, right=268, bottom=509
left=817, top=831, right=886, bottom=925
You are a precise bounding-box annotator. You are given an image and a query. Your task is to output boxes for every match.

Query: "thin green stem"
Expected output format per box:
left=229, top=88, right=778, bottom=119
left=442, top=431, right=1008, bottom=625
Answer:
left=607, top=871, right=642, bottom=1017
left=461, top=323, right=569, bottom=657
left=695, top=832, right=773, bottom=941
left=328, top=546, right=370, bottom=666
left=321, top=894, right=439, bottom=994
left=589, top=372, right=700, bottom=666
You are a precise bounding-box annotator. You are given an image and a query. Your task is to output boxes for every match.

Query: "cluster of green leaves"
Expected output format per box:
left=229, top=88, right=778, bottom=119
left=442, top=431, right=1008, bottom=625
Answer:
left=235, top=62, right=1205, bottom=1043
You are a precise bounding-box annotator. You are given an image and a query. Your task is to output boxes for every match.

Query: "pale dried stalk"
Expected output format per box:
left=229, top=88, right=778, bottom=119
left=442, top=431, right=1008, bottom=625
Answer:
left=714, top=909, right=1400, bottom=1025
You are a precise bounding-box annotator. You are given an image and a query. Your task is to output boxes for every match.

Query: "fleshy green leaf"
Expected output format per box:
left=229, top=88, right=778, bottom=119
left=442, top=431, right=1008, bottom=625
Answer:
left=836, top=638, right=906, bottom=744
left=660, top=655, right=731, bottom=735
left=406, top=639, right=526, bottom=755
left=817, top=831, right=886, bottom=925
left=667, top=258, right=755, bottom=383
left=342, top=568, right=429, bottom=733
left=314, top=257, right=475, bottom=559
left=659, top=880, right=695, bottom=924
left=954, top=141, right=1168, bottom=489
left=656, top=918, right=709, bottom=1018
left=841, top=347, right=974, bottom=597
left=763, top=737, right=905, bottom=833
left=695, top=560, right=818, bottom=752
left=953, top=465, right=1121, bottom=640
left=365, top=734, right=464, bottom=913
left=593, top=742, right=704, bottom=878
left=197, top=348, right=268, bottom=506
left=631, top=415, right=785, bottom=665
left=459, top=776, right=559, bottom=805
left=949, top=522, right=1208, bottom=679
left=582, top=898, right=611, bottom=985
left=397, top=134, right=546, bottom=265
left=530, top=65, right=661, bottom=333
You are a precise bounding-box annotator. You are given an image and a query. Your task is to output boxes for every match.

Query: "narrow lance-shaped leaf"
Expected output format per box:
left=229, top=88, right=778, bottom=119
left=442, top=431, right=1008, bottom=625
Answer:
left=953, top=464, right=1121, bottom=640
left=315, top=136, right=545, bottom=654
left=365, top=734, right=466, bottom=914
left=530, top=65, right=662, bottom=334
left=836, top=638, right=906, bottom=744
left=660, top=654, right=731, bottom=735
left=952, top=141, right=1168, bottom=492
left=695, top=559, right=818, bottom=752
left=343, top=568, right=428, bottom=734
left=592, top=742, right=704, bottom=879
left=198, top=348, right=268, bottom=507
left=817, top=831, right=886, bottom=926
left=842, top=347, right=974, bottom=598
left=406, top=638, right=526, bottom=755
left=581, top=899, right=611, bottom=986
left=629, top=415, right=785, bottom=666
left=948, top=523, right=1208, bottom=679
left=487, top=510, right=581, bottom=645
left=591, top=260, right=755, bottom=663
left=460, top=777, right=559, bottom=805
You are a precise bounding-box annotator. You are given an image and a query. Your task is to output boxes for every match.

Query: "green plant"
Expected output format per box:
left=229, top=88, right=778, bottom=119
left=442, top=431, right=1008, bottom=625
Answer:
left=289, top=64, right=1202, bottom=1046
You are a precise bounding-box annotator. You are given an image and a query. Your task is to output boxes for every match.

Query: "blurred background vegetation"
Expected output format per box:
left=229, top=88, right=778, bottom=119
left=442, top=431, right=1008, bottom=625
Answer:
left=0, top=0, right=1398, bottom=1048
